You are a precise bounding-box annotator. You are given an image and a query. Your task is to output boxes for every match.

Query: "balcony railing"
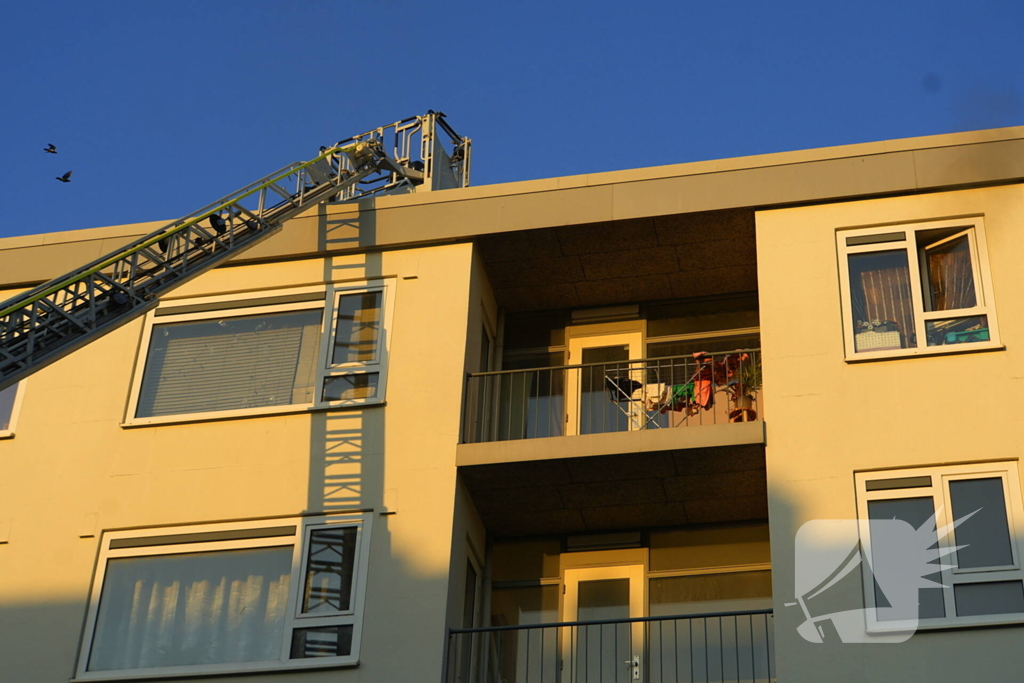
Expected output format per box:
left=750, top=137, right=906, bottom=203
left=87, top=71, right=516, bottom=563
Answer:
left=463, top=350, right=762, bottom=444
left=446, top=610, right=775, bottom=683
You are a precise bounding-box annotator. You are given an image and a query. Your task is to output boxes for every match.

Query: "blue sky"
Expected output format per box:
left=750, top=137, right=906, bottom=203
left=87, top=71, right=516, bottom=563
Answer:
left=1, top=0, right=1022, bottom=239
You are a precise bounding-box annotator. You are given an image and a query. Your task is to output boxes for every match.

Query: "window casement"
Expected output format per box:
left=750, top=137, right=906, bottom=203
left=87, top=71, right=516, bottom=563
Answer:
left=75, top=515, right=372, bottom=680
left=124, top=283, right=393, bottom=425
left=836, top=218, right=1000, bottom=360
left=855, top=462, right=1024, bottom=631
left=0, top=381, right=25, bottom=438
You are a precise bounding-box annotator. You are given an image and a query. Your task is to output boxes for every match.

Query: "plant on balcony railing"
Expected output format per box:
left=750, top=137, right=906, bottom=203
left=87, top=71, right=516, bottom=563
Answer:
left=665, top=351, right=761, bottom=423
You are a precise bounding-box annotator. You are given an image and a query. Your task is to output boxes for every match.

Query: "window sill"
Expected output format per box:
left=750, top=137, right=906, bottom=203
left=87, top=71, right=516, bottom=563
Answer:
left=868, top=613, right=1024, bottom=634
left=72, top=658, right=358, bottom=681
left=120, top=401, right=386, bottom=429
left=844, top=342, right=1005, bottom=363
left=0, top=431, right=13, bottom=440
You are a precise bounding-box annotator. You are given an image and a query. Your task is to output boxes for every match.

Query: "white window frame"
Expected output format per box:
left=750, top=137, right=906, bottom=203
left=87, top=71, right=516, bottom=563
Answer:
left=124, top=282, right=394, bottom=426
left=75, top=514, right=372, bottom=681
left=855, top=461, right=1024, bottom=631
left=0, top=381, right=26, bottom=439
left=836, top=217, right=1001, bottom=361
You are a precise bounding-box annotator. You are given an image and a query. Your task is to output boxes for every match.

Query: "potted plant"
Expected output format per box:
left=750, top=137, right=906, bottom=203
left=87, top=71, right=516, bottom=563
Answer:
left=726, top=353, right=761, bottom=422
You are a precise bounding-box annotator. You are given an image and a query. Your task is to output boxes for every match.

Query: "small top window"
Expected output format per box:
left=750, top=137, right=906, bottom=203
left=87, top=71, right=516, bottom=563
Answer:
left=837, top=218, right=1000, bottom=360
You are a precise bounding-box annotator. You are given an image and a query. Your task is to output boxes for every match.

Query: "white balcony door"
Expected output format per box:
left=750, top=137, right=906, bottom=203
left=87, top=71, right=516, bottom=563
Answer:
left=562, top=564, right=646, bottom=683
left=565, top=333, right=643, bottom=436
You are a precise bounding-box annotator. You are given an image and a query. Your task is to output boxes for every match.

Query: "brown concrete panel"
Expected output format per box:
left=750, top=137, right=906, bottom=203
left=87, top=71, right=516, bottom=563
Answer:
left=912, top=139, right=1024, bottom=189
left=581, top=502, right=689, bottom=530
left=496, top=283, right=581, bottom=312
left=557, top=478, right=669, bottom=509
left=471, top=485, right=567, bottom=515
left=664, top=469, right=768, bottom=502
left=486, top=509, right=588, bottom=537
left=563, top=451, right=677, bottom=482
left=683, top=494, right=768, bottom=524
left=556, top=218, right=659, bottom=255
left=654, top=210, right=755, bottom=246
left=672, top=444, right=767, bottom=475
left=574, top=274, right=673, bottom=308
left=579, top=247, right=680, bottom=280
left=477, top=229, right=564, bottom=263
left=485, top=256, right=586, bottom=290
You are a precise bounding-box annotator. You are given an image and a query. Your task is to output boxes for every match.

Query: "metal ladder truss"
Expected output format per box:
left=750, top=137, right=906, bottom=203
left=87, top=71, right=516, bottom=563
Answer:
left=0, top=112, right=471, bottom=392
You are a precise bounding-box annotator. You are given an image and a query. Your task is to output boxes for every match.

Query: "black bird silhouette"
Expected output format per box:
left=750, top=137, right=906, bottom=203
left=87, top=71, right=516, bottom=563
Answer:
left=44, top=144, right=57, bottom=154
left=56, top=171, right=73, bottom=183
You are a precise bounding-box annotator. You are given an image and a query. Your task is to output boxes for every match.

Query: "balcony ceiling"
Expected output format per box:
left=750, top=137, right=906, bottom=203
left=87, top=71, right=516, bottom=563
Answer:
left=459, top=444, right=767, bottom=537
left=476, top=208, right=757, bottom=312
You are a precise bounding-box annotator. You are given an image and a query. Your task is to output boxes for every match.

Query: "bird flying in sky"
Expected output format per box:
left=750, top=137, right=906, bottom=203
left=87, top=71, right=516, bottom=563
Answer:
left=44, top=144, right=57, bottom=154
left=56, top=171, right=73, bottom=183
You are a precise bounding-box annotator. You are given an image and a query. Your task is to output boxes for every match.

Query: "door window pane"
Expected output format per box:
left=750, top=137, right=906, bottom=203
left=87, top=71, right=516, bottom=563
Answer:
left=89, top=547, right=292, bottom=671
left=954, top=581, right=1024, bottom=617
left=576, top=579, right=631, bottom=683
left=848, top=250, right=916, bottom=352
left=332, top=292, right=382, bottom=364
left=867, top=498, right=945, bottom=619
left=302, top=527, right=358, bottom=614
left=949, top=478, right=1013, bottom=569
left=137, top=309, right=323, bottom=417
left=581, top=345, right=630, bottom=435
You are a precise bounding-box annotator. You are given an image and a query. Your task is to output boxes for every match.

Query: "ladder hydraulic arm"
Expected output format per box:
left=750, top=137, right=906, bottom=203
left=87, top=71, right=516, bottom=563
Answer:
left=0, top=112, right=470, bottom=392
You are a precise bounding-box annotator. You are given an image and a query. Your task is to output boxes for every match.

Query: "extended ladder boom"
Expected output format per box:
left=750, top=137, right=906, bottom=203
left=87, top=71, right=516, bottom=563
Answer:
left=0, top=112, right=470, bottom=392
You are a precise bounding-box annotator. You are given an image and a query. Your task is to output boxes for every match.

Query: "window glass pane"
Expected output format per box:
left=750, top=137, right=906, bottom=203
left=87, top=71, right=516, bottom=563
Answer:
left=332, top=292, right=382, bottom=364
left=322, top=373, right=378, bottom=401
left=647, top=335, right=761, bottom=359
left=0, top=382, right=18, bottom=431
left=954, top=581, right=1024, bottom=617
left=646, top=295, right=759, bottom=338
left=867, top=498, right=945, bottom=620
left=302, top=527, right=358, bottom=614
left=498, top=353, right=565, bottom=440
left=949, top=478, right=1013, bottom=569
left=577, top=578, right=630, bottom=621
left=924, top=316, right=989, bottom=347
left=924, top=233, right=977, bottom=311
left=137, top=309, right=322, bottom=417
left=848, top=250, right=917, bottom=352
left=489, top=586, right=559, bottom=683
left=581, top=345, right=631, bottom=435
left=649, top=571, right=772, bottom=616
left=290, top=625, right=353, bottom=658
left=89, top=547, right=292, bottom=671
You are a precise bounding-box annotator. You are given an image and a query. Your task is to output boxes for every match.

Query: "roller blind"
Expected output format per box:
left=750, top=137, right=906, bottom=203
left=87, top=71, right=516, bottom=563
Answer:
left=137, top=309, right=323, bottom=418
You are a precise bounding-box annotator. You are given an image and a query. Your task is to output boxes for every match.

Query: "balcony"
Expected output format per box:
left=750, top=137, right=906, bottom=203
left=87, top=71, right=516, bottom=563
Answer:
left=460, top=350, right=764, bottom=466
left=447, top=609, right=776, bottom=683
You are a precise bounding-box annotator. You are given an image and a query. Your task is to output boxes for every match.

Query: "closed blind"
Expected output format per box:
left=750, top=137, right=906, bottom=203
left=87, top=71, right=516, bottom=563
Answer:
left=137, top=309, right=323, bottom=418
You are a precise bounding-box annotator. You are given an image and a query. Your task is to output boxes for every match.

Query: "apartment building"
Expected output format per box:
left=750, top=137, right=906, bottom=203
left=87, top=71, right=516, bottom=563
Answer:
left=1, top=125, right=1023, bottom=683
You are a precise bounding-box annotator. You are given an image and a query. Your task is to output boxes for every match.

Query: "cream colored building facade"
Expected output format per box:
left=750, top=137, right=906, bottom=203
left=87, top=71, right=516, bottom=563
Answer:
left=1, top=126, right=1023, bottom=683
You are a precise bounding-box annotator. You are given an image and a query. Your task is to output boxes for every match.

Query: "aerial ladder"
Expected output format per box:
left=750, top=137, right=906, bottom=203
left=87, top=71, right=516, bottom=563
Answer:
left=0, top=111, right=471, bottom=393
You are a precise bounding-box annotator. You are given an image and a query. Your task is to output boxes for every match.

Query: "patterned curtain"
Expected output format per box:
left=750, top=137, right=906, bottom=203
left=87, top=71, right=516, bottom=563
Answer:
left=925, top=235, right=976, bottom=311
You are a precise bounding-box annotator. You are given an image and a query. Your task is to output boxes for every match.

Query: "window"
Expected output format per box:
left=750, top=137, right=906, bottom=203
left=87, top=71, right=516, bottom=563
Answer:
left=837, top=218, right=999, bottom=359
left=126, top=284, right=392, bottom=424
left=76, top=515, right=371, bottom=679
left=856, top=462, right=1024, bottom=630
left=0, top=381, right=25, bottom=438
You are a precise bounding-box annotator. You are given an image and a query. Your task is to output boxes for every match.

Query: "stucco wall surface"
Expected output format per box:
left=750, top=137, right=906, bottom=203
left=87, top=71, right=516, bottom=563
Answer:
left=0, top=242, right=475, bottom=683
left=757, top=183, right=1024, bottom=682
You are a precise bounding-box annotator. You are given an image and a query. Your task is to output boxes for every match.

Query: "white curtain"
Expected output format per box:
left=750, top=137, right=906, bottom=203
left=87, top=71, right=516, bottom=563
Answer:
left=89, top=547, right=292, bottom=672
